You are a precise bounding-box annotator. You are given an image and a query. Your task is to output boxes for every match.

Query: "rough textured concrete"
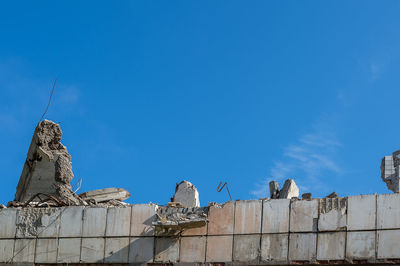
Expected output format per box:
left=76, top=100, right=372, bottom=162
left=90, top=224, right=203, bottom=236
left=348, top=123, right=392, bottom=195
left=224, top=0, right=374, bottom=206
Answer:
left=347, top=195, right=376, bottom=230
left=234, top=200, right=262, bottom=234
left=16, top=208, right=61, bottom=238
left=57, top=238, right=81, bottom=263
left=261, top=233, right=288, bottom=263
left=13, top=238, right=36, bottom=263
left=279, top=179, right=299, bottom=199
left=381, top=152, right=400, bottom=193
left=35, top=238, right=57, bottom=263
left=233, top=234, right=260, bottom=262
left=377, top=229, right=400, bottom=259
left=59, top=206, right=83, bottom=237
left=129, top=237, right=154, bottom=263
left=180, top=236, right=206, bottom=263
left=290, top=199, right=318, bottom=232
left=81, top=238, right=105, bottom=263
left=0, top=239, right=14, bottom=262
left=104, top=237, right=130, bottom=263
left=79, top=187, right=130, bottom=202
left=317, top=232, right=345, bottom=260
left=206, top=235, right=233, bottom=262
left=155, top=237, right=179, bottom=263
left=269, top=181, right=279, bottom=199
left=346, top=231, right=375, bottom=260
left=318, top=197, right=347, bottom=231
left=262, top=199, right=290, bottom=233
left=172, top=181, right=200, bottom=207
left=106, top=207, right=131, bottom=236
left=289, top=233, right=317, bottom=261
left=82, top=207, right=107, bottom=237
left=0, top=209, right=17, bottom=238
left=208, top=202, right=234, bottom=235
left=377, top=193, right=400, bottom=229
left=130, top=204, right=157, bottom=236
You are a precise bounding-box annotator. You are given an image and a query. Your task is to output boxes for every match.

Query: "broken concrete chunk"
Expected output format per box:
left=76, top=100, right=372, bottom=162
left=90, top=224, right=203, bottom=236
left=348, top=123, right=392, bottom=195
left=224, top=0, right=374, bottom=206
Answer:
left=172, top=181, right=200, bottom=207
left=79, top=188, right=130, bottom=203
left=269, top=181, right=280, bottom=199
left=326, top=192, right=338, bottom=198
left=14, top=120, right=83, bottom=205
left=279, top=179, right=299, bottom=199
left=381, top=152, right=400, bottom=193
left=302, top=193, right=312, bottom=200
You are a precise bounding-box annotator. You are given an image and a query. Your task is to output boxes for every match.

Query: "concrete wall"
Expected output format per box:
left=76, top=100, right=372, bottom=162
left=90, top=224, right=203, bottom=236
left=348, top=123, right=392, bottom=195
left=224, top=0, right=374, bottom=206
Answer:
left=0, top=194, right=400, bottom=265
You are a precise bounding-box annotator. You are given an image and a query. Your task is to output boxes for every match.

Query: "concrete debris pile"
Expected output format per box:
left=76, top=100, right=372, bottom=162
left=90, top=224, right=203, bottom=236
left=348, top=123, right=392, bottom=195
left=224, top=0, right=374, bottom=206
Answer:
left=9, top=120, right=130, bottom=208
left=381, top=150, right=400, bottom=193
left=269, top=179, right=299, bottom=199
left=171, top=180, right=200, bottom=207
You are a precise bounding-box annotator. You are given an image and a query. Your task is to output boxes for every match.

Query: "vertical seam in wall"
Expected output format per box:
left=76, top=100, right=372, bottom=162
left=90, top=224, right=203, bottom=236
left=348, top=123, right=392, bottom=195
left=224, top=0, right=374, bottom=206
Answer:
left=343, top=197, right=348, bottom=261
left=259, top=199, right=264, bottom=264
left=103, top=207, right=109, bottom=261
left=79, top=206, right=84, bottom=263
left=204, top=207, right=209, bottom=263
left=315, top=199, right=320, bottom=261
left=287, top=199, right=291, bottom=264
left=126, top=205, right=133, bottom=263
left=231, top=201, right=236, bottom=262
left=375, top=194, right=378, bottom=262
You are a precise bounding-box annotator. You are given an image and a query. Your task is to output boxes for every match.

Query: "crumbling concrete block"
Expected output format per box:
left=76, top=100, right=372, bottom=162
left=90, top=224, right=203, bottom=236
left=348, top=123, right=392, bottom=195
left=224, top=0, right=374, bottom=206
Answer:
left=377, top=230, right=400, bottom=259
left=377, top=193, right=400, bottom=229
left=317, top=232, right=345, bottom=260
left=0, top=239, right=14, bottom=262
left=154, top=237, right=179, bottom=263
left=172, top=181, right=200, bottom=207
left=208, top=201, right=234, bottom=235
left=15, top=120, right=83, bottom=205
left=57, top=238, right=81, bottom=263
left=318, top=197, right=347, bottom=231
left=206, top=235, right=233, bottom=262
left=346, top=231, right=375, bottom=260
left=82, top=207, right=107, bottom=237
left=104, top=237, right=130, bottom=263
left=261, top=233, right=288, bottom=263
left=16, top=208, right=61, bottom=238
left=269, top=181, right=279, bottom=199
left=262, top=199, right=290, bottom=233
left=35, top=238, right=57, bottom=263
left=81, top=238, right=105, bottom=263
left=59, top=206, right=83, bottom=237
left=13, top=238, right=36, bottom=263
left=288, top=233, right=317, bottom=261
left=106, top=207, right=131, bottom=236
left=0, top=208, right=17, bottom=238
left=180, top=236, right=206, bottom=263
left=380, top=151, right=400, bottom=193
left=234, top=200, right=262, bottom=234
left=290, top=199, right=318, bottom=232
left=128, top=237, right=154, bottom=263
left=233, top=234, right=260, bottom=262
left=280, top=179, right=299, bottom=199
left=79, top=187, right=130, bottom=203
left=347, top=195, right=376, bottom=231
left=130, top=204, right=157, bottom=236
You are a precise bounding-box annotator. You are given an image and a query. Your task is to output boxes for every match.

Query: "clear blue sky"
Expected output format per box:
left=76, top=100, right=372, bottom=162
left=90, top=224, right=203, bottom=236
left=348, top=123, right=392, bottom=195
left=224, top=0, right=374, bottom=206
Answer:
left=0, top=1, right=399, bottom=206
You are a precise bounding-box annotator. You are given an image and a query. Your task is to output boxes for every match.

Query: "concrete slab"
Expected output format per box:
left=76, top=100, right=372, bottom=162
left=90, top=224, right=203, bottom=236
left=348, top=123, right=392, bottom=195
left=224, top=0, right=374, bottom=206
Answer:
left=317, top=232, right=345, bottom=260
left=261, top=233, right=288, bottom=263
left=0, top=239, right=14, bottom=262
left=206, top=235, right=233, bottom=262
left=319, top=209, right=346, bottom=232
left=234, top=200, right=262, bottom=234
left=289, top=233, right=317, bottom=261
left=208, top=202, right=234, bottom=235
left=181, top=224, right=207, bottom=236
left=154, top=237, right=179, bottom=263
left=262, top=199, right=290, bottom=233
left=233, top=234, right=260, bottom=262
left=347, top=195, right=376, bottom=231
left=35, top=238, right=57, bottom=263
left=0, top=209, right=17, bottom=238
left=129, top=237, right=154, bottom=263
left=57, top=238, right=81, bottom=263
left=16, top=208, right=61, bottom=238
left=377, top=230, right=400, bottom=259
left=13, top=239, right=36, bottom=263
left=38, top=208, right=61, bottom=238
left=130, top=204, right=157, bottom=236
left=346, top=231, right=375, bottom=260
left=82, top=207, right=107, bottom=237
left=59, top=206, right=84, bottom=237
left=104, top=237, right=130, bottom=263
left=290, top=199, right=318, bottom=232
left=377, top=193, right=400, bottom=229
left=81, top=238, right=105, bottom=263
left=180, top=236, right=206, bottom=263
left=106, top=207, right=131, bottom=236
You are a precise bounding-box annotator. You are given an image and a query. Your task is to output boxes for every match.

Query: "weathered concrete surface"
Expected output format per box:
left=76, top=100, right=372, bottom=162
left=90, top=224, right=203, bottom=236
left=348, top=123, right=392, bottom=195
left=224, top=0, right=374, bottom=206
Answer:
left=377, top=230, right=400, bottom=259
left=262, top=199, right=290, bottom=233
left=59, top=206, right=83, bottom=237
left=347, top=194, right=376, bottom=230
left=180, top=236, right=206, bottom=263
left=16, top=208, right=60, bottom=238
left=0, top=239, right=14, bottom=262
left=15, top=120, right=83, bottom=205
left=208, top=201, right=234, bottom=235
left=234, top=200, right=262, bottom=234
left=130, top=204, right=157, bottom=236
left=35, top=238, right=57, bottom=263
left=381, top=153, right=400, bottom=193
left=0, top=208, right=17, bottom=238
left=106, top=207, right=131, bottom=236
left=79, top=187, right=130, bottom=203
left=289, top=233, right=317, bottom=261
left=13, top=238, right=35, bottom=263
left=233, top=234, right=260, bottom=262
left=290, top=199, right=318, bottom=232
left=104, top=237, right=130, bottom=263
left=280, top=179, right=299, bottom=199
left=172, top=181, right=200, bottom=207
left=155, top=237, right=179, bottom=263
left=317, top=232, right=345, bottom=260
left=81, top=238, right=105, bottom=263
left=206, top=235, right=233, bottom=262
left=346, top=231, right=375, bottom=260
left=318, top=197, right=347, bottom=231
left=129, top=237, right=154, bottom=263
left=261, top=233, right=288, bottom=263
left=82, top=207, right=107, bottom=236
left=377, top=193, right=400, bottom=229
left=57, top=238, right=81, bottom=263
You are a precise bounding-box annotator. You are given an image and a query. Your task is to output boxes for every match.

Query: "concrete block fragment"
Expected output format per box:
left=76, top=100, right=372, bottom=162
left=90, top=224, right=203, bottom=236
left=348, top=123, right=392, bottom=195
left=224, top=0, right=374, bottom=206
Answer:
left=290, top=199, right=318, bottom=232
left=35, top=238, right=57, bottom=263
left=172, top=180, right=200, bottom=207
left=377, top=230, right=400, bottom=259
left=154, top=237, right=179, bottom=263
left=347, top=195, right=376, bottom=230
left=261, top=234, right=288, bottom=263
left=262, top=199, right=290, bottom=233
left=318, top=197, right=347, bottom=231
left=346, top=231, right=375, bottom=260
left=279, top=179, right=299, bottom=199
left=16, top=208, right=61, bottom=238
left=79, top=187, right=130, bottom=202
left=104, top=237, right=130, bottom=263
left=233, top=234, right=260, bottom=262
left=234, top=200, right=262, bottom=234
left=129, top=237, right=154, bottom=263
left=130, top=204, right=157, bottom=236
left=82, top=207, right=107, bottom=237
left=57, top=238, right=81, bottom=263
left=106, top=207, right=131, bottom=236
left=208, top=202, right=234, bottom=235
left=180, top=236, right=206, bottom=263
left=13, top=239, right=36, bottom=263
left=206, top=235, right=233, bottom=262
left=59, top=206, right=84, bottom=237
left=0, top=239, right=14, bottom=262
left=377, top=193, right=400, bottom=229
left=317, top=232, right=345, bottom=260
left=81, top=238, right=105, bottom=263
left=289, top=233, right=317, bottom=261
left=269, top=181, right=279, bottom=199
left=0, top=209, right=17, bottom=238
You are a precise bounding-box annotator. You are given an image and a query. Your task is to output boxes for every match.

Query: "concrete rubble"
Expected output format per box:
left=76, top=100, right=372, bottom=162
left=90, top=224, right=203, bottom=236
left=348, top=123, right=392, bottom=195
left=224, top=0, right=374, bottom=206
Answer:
left=381, top=151, right=400, bottom=193
left=79, top=188, right=130, bottom=203
left=269, top=179, right=299, bottom=199
left=172, top=180, right=200, bottom=207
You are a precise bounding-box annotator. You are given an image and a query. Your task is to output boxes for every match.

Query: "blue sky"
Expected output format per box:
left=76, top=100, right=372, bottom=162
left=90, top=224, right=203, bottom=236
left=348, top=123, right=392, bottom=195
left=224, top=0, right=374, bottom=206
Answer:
left=0, top=1, right=399, bottom=205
